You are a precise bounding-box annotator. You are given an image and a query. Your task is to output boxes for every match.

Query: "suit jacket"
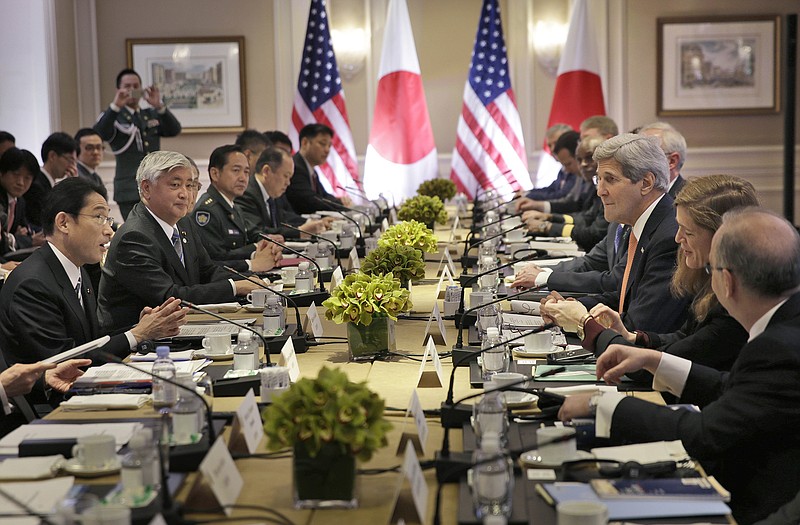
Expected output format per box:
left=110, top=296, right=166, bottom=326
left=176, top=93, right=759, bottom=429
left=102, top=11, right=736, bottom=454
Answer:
left=0, top=186, right=31, bottom=251
left=93, top=105, right=181, bottom=203
left=285, top=152, right=341, bottom=214
left=669, top=174, right=686, bottom=199
left=77, top=163, right=108, bottom=199
left=549, top=193, right=609, bottom=252
left=579, top=194, right=690, bottom=333
left=526, top=169, right=576, bottom=201
left=549, top=177, right=595, bottom=214
left=546, top=222, right=627, bottom=293
left=192, top=185, right=257, bottom=272
left=98, top=203, right=235, bottom=332
left=22, top=169, right=51, bottom=230
left=0, top=243, right=131, bottom=368
left=236, top=176, right=304, bottom=239
left=609, top=292, right=800, bottom=524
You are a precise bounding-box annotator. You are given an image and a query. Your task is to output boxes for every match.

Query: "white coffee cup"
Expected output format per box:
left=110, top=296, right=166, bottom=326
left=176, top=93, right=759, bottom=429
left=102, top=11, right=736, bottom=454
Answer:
left=525, top=330, right=552, bottom=351
left=506, top=228, right=525, bottom=242
left=201, top=332, right=230, bottom=355
left=71, top=434, right=116, bottom=469
left=491, top=372, right=526, bottom=390
left=536, top=426, right=577, bottom=465
left=247, top=289, right=271, bottom=307
left=557, top=501, right=608, bottom=525
left=281, top=266, right=299, bottom=284
left=319, top=230, right=339, bottom=243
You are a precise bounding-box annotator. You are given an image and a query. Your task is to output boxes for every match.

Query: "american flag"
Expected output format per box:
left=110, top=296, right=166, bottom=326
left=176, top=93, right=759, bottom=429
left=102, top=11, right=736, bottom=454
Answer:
left=290, top=0, right=360, bottom=194
left=450, top=0, right=530, bottom=199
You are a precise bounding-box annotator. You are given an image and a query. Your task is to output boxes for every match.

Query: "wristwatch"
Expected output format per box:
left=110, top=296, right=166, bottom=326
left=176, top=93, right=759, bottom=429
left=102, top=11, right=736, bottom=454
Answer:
left=538, top=221, right=550, bottom=234
left=576, top=314, right=593, bottom=340
left=588, top=393, right=602, bottom=416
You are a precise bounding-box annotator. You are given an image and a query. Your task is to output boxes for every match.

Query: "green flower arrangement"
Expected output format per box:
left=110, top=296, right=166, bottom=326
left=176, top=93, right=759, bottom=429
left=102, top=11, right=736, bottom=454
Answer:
left=417, top=178, right=457, bottom=202
left=398, top=195, right=448, bottom=226
left=379, top=220, right=438, bottom=253
left=263, top=367, right=392, bottom=461
left=361, top=244, right=426, bottom=284
left=322, top=272, right=412, bottom=326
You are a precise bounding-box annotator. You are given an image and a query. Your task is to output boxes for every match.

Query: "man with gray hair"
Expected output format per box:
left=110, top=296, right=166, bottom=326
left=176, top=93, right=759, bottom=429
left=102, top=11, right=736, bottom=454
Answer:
left=548, top=133, right=689, bottom=333
left=98, top=151, right=267, bottom=331
left=639, top=121, right=687, bottom=198
left=558, top=207, right=800, bottom=524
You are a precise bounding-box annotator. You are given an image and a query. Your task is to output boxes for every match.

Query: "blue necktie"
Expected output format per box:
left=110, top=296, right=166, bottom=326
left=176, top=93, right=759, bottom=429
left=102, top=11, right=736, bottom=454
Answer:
left=171, top=228, right=184, bottom=266
left=614, top=224, right=625, bottom=255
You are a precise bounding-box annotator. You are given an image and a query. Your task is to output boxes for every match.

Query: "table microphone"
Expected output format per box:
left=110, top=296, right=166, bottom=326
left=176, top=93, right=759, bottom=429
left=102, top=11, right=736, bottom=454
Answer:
left=179, top=301, right=272, bottom=367
left=315, top=196, right=374, bottom=234
left=280, top=222, right=342, bottom=269
left=336, top=184, right=383, bottom=218
left=457, top=250, right=539, bottom=292
left=481, top=195, right=522, bottom=215
left=259, top=234, right=326, bottom=293
left=222, top=265, right=310, bottom=354
left=467, top=222, right=527, bottom=250
left=472, top=211, right=522, bottom=232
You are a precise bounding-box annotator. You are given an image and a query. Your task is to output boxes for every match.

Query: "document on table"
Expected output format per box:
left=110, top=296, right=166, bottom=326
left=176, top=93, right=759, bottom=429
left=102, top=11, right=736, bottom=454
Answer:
left=0, top=422, right=142, bottom=455
left=591, top=440, right=691, bottom=464
left=130, top=349, right=197, bottom=362
left=73, top=360, right=209, bottom=385
left=0, top=477, right=74, bottom=520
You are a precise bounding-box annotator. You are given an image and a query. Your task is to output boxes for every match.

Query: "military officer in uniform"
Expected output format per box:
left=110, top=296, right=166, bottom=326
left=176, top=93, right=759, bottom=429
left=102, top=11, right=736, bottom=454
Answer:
left=94, top=68, right=181, bottom=220
left=193, top=145, right=281, bottom=272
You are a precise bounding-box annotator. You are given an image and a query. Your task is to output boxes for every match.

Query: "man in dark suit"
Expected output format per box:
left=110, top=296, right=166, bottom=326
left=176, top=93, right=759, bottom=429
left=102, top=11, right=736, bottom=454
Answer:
left=0, top=178, right=184, bottom=405
left=98, top=151, right=268, bottom=332
left=192, top=145, right=281, bottom=272
left=237, top=147, right=332, bottom=240
left=24, top=132, right=78, bottom=233
left=94, top=68, right=181, bottom=220
left=559, top=208, right=800, bottom=524
left=284, top=123, right=351, bottom=214
left=0, top=147, right=38, bottom=255
left=573, top=133, right=689, bottom=333
left=74, top=128, right=107, bottom=198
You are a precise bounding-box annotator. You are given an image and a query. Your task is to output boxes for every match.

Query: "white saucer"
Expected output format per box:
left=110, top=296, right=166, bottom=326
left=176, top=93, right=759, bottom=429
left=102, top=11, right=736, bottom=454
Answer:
left=195, top=350, right=234, bottom=361
left=513, top=345, right=562, bottom=357
left=62, top=457, right=121, bottom=477
left=520, top=449, right=593, bottom=469
left=503, top=391, right=538, bottom=408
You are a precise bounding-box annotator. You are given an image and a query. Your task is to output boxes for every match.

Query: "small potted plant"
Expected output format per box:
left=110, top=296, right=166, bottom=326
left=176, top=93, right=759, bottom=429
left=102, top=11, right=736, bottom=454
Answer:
left=361, top=243, right=426, bottom=287
left=417, top=178, right=457, bottom=202
left=263, top=367, right=392, bottom=509
left=379, top=220, right=438, bottom=253
left=322, top=272, right=412, bottom=359
left=397, top=195, right=448, bottom=229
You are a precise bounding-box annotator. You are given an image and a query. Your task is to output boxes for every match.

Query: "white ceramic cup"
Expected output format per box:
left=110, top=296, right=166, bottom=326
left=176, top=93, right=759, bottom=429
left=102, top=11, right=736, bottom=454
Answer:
left=525, top=330, right=552, bottom=351
left=201, top=332, right=230, bottom=355
left=504, top=215, right=522, bottom=228
left=247, top=289, right=271, bottom=307
left=71, top=434, right=116, bottom=469
left=491, top=372, right=526, bottom=390
left=556, top=501, right=608, bottom=525
left=281, top=266, right=299, bottom=284
left=536, top=426, right=577, bottom=465
left=320, top=230, right=339, bottom=243
left=506, top=228, right=525, bottom=242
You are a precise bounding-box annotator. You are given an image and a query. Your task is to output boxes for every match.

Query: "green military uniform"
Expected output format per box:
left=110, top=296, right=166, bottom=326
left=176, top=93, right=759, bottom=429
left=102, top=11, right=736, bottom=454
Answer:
left=93, top=104, right=181, bottom=218
left=193, top=185, right=258, bottom=272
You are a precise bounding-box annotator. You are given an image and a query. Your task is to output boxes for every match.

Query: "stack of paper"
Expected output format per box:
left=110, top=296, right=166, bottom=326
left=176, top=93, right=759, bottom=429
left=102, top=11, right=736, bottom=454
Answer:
left=130, top=349, right=196, bottom=362
left=59, top=394, right=150, bottom=411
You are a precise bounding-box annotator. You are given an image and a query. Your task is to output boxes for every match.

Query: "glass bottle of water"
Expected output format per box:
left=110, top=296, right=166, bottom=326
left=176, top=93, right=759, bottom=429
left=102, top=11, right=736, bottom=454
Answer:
left=315, top=243, right=332, bottom=269
left=477, top=302, right=502, bottom=341
left=478, top=255, right=498, bottom=292
left=481, top=327, right=508, bottom=380
left=471, top=431, right=514, bottom=519
left=152, top=346, right=177, bottom=409
left=473, top=387, right=508, bottom=447
left=233, top=330, right=257, bottom=371
left=262, top=295, right=284, bottom=335
left=294, top=262, right=314, bottom=293
left=171, top=372, right=201, bottom=445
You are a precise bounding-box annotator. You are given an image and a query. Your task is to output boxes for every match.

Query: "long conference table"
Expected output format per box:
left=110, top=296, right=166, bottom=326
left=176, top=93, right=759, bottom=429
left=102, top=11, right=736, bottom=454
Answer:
left=42, top=225, right=667, bottom=525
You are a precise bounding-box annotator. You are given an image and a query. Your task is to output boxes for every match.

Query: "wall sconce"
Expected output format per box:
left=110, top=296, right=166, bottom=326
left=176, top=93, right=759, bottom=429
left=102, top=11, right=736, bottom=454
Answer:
left=532, top=20, right=568, bottom=77
left=331, top=28, right=368, bottom=80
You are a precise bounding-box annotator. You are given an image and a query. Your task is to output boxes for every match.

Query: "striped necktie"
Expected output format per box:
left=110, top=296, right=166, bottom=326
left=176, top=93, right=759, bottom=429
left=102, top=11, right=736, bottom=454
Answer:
left=171, top=228, right=184, bottom=266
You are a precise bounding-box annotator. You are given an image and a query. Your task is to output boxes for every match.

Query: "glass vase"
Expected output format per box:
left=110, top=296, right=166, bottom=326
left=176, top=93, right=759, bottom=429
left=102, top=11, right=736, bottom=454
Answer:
left=346, top=317, right=396, bottom=361
left=293, top=442, right=357, bottom=509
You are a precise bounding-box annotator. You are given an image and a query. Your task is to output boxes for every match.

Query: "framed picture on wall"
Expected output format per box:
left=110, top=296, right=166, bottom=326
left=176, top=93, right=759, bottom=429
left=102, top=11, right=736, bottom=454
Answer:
left=657, top=15, right=780, bottom=116
left=127, top=36, right=246, bottom=133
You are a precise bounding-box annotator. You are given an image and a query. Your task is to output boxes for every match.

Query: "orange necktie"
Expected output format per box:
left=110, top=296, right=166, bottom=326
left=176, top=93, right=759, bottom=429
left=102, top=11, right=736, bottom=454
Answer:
left=618, top=232, right=638, bottom=314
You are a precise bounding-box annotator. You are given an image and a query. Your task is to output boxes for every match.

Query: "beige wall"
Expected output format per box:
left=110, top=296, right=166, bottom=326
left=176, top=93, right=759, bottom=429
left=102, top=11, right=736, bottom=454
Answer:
left=51, top=0, right=798, bottom=217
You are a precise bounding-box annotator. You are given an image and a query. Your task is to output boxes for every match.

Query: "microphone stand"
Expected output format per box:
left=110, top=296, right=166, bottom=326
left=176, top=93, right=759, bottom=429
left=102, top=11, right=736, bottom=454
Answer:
left=259, top=234, right=326, bottom=293
left=180, top=301, right=272, bottom=367
left=471, top=211, right=522, bottom=233
left=222, top=266, right=310, bottom=354
left=316, top=196, right=375, bottom=235
left=280, top=222, right=342, bottom=269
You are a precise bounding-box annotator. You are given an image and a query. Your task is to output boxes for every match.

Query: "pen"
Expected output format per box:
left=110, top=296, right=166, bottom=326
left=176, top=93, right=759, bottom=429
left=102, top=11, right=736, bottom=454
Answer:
left=534, top=483, right=555, bottom=506
left=539, top=366, right=566, bottom=378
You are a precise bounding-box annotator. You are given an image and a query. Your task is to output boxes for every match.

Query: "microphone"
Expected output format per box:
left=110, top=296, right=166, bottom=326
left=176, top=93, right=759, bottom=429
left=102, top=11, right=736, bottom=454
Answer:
left=468, top=222, right=527, bottom=250
left=480, top=196, right=522, bottom=215
left=336, top=184, right=382, bottom=218
left=454, top=286, right=544, bottom=351
left=315, top=196, right=374, bottom=235
left=259, top=234, right=326, bottom=293
left=472, top=211, right=523, bottom=232
left=222, top=266, right=310, bottom=355
left=461, top=223, right=528, bottom=269
left=279, top=222, right=342, bottom=269
left=179, top=301, right=272, bottom=367
left=456, top=251, right=540, bottom=300
left=335, top=210, right=365, bottom=249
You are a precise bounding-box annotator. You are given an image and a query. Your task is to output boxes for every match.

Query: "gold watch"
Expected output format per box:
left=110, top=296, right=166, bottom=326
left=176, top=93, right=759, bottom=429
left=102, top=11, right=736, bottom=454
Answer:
left=576, top=314, right=593, bottom=340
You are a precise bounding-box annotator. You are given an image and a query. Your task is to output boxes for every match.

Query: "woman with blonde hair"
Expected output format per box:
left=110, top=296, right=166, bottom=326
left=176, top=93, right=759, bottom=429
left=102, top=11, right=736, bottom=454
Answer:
left=544, top=174, right=759, bottom=370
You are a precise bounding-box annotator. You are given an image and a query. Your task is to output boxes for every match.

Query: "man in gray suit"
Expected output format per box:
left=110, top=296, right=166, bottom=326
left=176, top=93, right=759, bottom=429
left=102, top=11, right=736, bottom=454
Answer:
left=94, top=68, right=181, bottom=220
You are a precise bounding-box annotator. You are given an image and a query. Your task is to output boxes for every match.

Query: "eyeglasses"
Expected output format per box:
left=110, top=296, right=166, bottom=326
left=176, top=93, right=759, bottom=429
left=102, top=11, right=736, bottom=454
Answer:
left=704, top=263, right=728, bottom=275
left=59, top=153, right=78, bottom=163
left=78, top=214, right=115, bottom=227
